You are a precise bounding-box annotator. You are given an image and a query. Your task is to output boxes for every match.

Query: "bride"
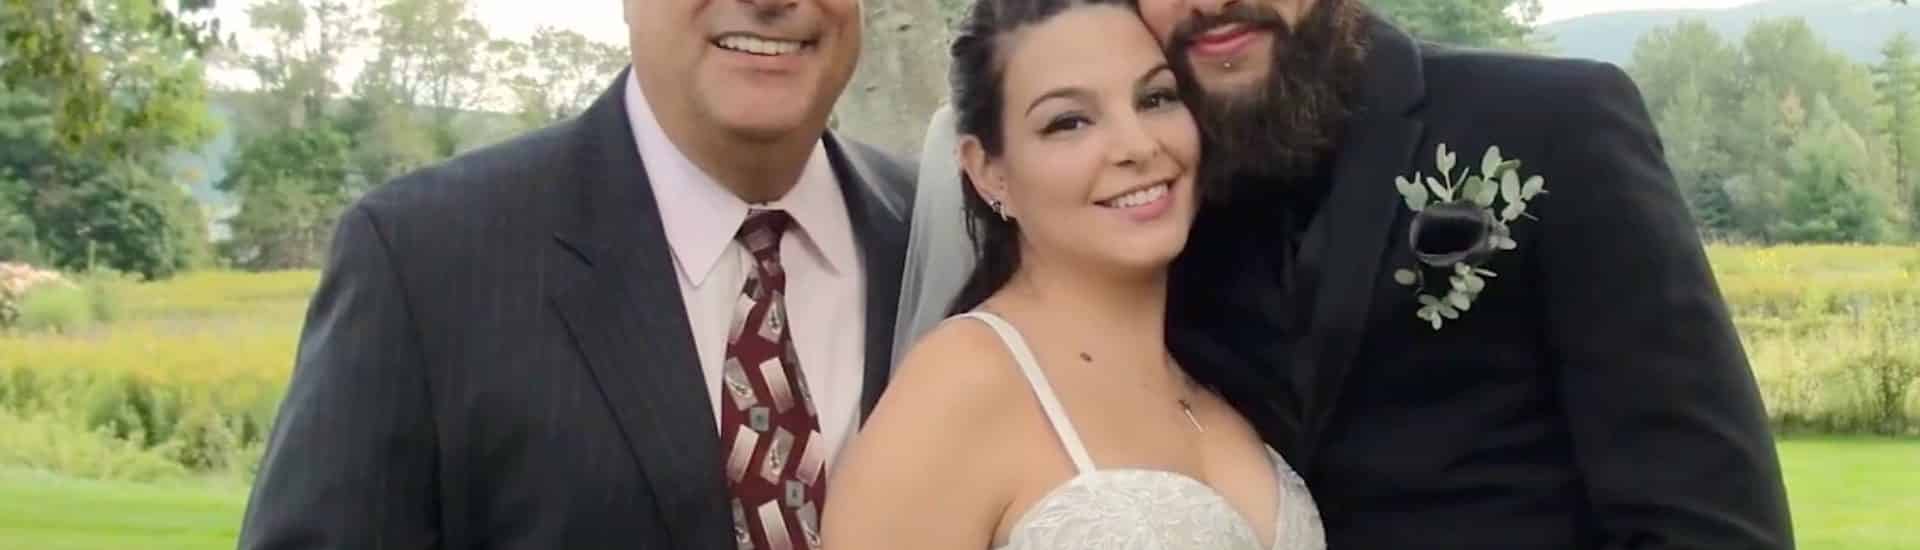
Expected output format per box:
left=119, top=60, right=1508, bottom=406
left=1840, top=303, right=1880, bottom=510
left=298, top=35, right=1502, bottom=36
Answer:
left=820, top=0, right=1324, bottom=548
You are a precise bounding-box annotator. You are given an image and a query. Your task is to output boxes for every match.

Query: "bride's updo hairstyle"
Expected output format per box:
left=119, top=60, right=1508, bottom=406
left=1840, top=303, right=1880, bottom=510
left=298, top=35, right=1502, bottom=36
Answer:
left=944, top=0, right=1136, bottom=315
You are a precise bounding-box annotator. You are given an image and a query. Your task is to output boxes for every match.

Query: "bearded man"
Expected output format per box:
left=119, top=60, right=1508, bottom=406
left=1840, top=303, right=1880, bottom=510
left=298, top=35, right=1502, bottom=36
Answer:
left=1146, top=1, right=1795, bottom=548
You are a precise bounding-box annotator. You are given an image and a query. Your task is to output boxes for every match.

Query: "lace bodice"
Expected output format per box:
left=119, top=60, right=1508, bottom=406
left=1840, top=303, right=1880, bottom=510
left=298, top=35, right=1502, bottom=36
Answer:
left=955, top=313, right=1327, bottom=550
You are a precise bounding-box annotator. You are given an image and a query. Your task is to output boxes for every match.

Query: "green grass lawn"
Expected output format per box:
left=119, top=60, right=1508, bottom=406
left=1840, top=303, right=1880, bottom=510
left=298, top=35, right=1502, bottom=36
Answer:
left=0, top=437, right=1911, bottom=549
left=1779, top=437, right=1920, bottom=549
left=0, top=468, right=246, bottom=550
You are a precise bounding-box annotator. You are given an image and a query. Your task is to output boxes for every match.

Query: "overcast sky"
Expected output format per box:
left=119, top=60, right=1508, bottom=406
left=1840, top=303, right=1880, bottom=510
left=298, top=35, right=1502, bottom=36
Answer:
left=210, top=0, right=1768, bottom=46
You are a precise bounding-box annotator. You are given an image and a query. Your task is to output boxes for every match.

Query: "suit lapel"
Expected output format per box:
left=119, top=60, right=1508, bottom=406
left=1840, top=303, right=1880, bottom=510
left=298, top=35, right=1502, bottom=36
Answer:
left=822, top=135, right=911, bottom=422
left=1292, top=19, right=1429, bottom=466
left=547, top=71, right=732, bottom=550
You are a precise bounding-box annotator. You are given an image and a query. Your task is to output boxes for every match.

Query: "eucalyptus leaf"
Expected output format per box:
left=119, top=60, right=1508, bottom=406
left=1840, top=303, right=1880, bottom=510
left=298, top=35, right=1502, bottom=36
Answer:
left=1418, top=294, right=1442, bottom=307
left=1463, top=274, right=1486, bottom=293
left=1437, top=143, right=1455, bottom=176
left=1426, top=176, right=1452, bottom=202
left=1498, top=159, right=1521, bottom=177
left=1463, top=175, right=1495, bottom=207
left=1501, top=170, right=1522, bottom=205
left=1502, top=199, right=1526, bottom=222
left=1521, top=175, right=1546, bottom=199
left=1475, top=267, right=1498, bottom=277
left=1448, top=291, right=1472, bottom=310
left=1480, top=146, right=1504, bottom=179
left=1439, top=304, right=1461, bottom=319
left=1395, top=175, right=1427, bottom=211
left=1394, top=268, right=1418, bottom=286
left=1495, top=235, right=1518, bottom=250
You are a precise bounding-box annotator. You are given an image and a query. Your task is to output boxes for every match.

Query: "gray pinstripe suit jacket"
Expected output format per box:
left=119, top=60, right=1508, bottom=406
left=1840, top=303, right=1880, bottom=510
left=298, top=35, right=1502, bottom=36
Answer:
left=237, top=68, right=916, bottom=550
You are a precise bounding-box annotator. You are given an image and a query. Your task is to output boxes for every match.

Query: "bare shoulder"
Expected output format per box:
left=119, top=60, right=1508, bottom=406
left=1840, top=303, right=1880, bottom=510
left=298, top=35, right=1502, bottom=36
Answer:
left=861, top=315, right=1028, bottom=443
left=820, top=316, right=1029, bottom=548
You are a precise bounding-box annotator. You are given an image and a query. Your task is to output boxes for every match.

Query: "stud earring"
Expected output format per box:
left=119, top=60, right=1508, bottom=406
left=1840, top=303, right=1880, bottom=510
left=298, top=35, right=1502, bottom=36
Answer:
left=990, top=199, right=1009, bottom=221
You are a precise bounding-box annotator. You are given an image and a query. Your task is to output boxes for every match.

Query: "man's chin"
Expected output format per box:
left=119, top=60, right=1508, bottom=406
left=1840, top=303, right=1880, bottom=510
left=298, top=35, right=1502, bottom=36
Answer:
left=1198, top=79, right=1268, bottom=109
left=710, top=111, right=820, bottom=144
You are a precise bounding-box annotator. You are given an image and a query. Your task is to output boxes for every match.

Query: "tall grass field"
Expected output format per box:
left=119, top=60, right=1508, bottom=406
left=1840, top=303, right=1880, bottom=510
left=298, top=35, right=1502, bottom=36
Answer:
left=1, top=245, right=1917, bottom=548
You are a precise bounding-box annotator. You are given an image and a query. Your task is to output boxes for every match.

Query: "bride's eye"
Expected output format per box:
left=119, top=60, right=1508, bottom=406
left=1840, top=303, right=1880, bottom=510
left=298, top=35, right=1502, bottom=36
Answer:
left=1139, top=87, right=1181, bottom=110
left=1042, top=114, right=1091, bottom=135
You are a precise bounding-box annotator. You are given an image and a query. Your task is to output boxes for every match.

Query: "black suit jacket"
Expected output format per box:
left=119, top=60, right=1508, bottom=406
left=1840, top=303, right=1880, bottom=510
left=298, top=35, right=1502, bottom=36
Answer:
left=1170, top=17, right=1793, bottom=550
left=236, top=71, right=915, bottom=550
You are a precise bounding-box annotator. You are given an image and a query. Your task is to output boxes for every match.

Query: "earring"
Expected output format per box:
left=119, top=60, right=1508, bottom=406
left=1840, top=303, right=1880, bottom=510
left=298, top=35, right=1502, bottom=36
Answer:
left=990, top=199, right=1009, bottom=221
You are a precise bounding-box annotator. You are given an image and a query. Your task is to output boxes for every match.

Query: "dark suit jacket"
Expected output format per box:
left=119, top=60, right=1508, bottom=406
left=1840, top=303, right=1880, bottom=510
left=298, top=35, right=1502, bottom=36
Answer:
left=236, top=71, right=915, bottom=550
left=1170, top=17, right=1793, bottom=550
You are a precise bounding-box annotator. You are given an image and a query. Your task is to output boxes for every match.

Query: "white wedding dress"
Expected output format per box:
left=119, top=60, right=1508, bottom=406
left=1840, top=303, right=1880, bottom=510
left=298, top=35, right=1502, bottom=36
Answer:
left=954, top=312, right=1327, bottom=550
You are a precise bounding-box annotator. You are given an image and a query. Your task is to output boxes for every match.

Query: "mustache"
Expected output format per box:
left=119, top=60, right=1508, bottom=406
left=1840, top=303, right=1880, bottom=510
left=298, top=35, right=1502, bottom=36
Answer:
left=1165, top=3, right=1290, bottom=53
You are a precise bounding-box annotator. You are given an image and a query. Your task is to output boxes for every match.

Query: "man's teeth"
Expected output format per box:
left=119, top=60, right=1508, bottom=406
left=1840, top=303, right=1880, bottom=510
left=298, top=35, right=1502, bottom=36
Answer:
left=716, top=35, right=804, bottom=56
left=1103, top=183, right=1169, bottom=208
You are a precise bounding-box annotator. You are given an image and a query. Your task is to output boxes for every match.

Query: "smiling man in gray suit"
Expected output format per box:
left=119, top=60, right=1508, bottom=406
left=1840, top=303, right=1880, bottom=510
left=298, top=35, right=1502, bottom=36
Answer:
left=235, top=0, right=913, bottom=548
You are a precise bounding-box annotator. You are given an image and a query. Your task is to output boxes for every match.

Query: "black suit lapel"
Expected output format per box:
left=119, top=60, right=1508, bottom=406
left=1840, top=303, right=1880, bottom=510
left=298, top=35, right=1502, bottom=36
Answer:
left=1292, top=19, right=1428, bottom=467
left=822, top=135, right=911, bottom=422
left=547, top=70, right=732, bottom=550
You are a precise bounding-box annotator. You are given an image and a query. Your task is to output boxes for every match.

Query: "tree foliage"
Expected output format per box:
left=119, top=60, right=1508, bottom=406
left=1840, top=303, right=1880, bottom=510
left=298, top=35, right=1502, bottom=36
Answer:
left=0, top=0, right=219, bottom=278
left=1368, top=0, right=1544, bottom=50
left=1631, top=16, right=1916, bottom=244
left=1873, top=31, right=1920, bottom=235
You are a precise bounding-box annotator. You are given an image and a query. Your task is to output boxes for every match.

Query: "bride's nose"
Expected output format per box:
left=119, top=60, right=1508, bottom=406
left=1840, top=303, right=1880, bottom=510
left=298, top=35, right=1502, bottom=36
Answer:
left=1107, top=115, right=1162, bottom=170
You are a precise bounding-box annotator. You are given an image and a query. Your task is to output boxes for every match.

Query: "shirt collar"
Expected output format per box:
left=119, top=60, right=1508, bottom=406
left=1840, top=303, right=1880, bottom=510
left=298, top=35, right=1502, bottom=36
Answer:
left=626, top=71, right=856, bottom=287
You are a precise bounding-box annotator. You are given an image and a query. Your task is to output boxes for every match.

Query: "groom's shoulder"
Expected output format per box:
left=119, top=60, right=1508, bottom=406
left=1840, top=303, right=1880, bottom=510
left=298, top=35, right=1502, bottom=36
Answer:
left=1417, top=42, right=1644, bottom=118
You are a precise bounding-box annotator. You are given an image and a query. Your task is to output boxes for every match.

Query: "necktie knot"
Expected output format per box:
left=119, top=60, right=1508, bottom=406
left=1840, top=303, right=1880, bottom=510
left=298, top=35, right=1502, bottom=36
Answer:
left=737, top=209, right=793, bottom=261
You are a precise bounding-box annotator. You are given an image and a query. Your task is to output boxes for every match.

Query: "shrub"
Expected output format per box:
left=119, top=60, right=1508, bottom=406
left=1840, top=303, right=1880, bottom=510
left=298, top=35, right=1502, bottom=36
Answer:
left=15, top=284, right=93, bottom=333
left=0, top=261, right=67, bottom=328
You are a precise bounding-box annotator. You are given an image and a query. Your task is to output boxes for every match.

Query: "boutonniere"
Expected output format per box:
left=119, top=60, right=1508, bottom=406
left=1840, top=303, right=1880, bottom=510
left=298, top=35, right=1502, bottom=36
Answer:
left=1391, top=144, right=1547, bottom=330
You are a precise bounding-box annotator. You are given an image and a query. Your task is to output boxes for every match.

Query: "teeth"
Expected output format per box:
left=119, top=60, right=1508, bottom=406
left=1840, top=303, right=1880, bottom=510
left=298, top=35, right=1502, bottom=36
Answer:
left=716, top=35, right=804, bottom=56
left=1106, top=183, right=1168, bottom=208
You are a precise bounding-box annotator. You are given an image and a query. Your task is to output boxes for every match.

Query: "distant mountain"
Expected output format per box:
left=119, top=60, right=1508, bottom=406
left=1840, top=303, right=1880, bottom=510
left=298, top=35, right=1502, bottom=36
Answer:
left=1540, top=0, right=1920, bottom=66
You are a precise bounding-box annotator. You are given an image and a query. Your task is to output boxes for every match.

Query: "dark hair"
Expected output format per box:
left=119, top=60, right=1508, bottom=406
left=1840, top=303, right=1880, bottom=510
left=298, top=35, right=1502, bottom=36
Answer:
left=943, top=0, right=1136, bottom=316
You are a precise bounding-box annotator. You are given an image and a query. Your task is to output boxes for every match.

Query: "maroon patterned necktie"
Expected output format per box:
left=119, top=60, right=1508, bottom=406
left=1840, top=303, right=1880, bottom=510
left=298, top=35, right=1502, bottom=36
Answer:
left=718, top=209, right=827, bottom=550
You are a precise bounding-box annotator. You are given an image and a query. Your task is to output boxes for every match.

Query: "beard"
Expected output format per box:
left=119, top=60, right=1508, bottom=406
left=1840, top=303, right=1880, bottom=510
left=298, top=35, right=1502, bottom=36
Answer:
left=1167, top=0, right=1371, bottom=204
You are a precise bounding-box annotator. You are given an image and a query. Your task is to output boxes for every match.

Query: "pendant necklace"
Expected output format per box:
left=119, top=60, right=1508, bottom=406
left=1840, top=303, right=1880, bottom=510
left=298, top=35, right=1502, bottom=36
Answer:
left=1080, top=351, right=1206, bottom=432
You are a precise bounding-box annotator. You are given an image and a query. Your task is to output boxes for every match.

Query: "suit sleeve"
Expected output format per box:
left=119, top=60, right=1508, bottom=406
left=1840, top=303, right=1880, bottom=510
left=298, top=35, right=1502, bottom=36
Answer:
left=237, top=203, right=441, bottom=550
left=1535, top=62, right=1793, bottom=550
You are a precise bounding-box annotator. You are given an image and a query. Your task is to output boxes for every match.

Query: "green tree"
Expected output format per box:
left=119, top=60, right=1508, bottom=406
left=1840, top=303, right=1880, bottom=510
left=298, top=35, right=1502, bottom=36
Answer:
left=355, top=0, right=491, bottom=157
left=1655, top=79, right=1740, bottom=238
left=214, top=0, right=385, bottom=269
left=1630, top=20, right=1741, bottom=119
left=1630, top=20, right=1744, bottom=238
left=1740, top=18, right=1879, bottom=135
left=0, top=0, right=222, bottom=149
left=1777, top=96, right=1892, bottom=243
left=0, top=0, right=219, bottom=278
left=1874, top=31, right=1920, bottom=239
left=486, top=26, right=627, bottom=130
left=1368, top=0, right=1543, bottom=50
left=222, top=0, right=365, bottom=131
left=217, top=127, right=354, bottom=269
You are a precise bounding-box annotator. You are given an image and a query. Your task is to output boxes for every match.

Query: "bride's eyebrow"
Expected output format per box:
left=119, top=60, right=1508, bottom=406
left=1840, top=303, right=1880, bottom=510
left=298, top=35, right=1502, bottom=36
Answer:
left=1027, top=86, right=1092, bottom=115
left=1137, top=64, right=1172, bottom=86
left=1024, top=63, right=1173, bottom=115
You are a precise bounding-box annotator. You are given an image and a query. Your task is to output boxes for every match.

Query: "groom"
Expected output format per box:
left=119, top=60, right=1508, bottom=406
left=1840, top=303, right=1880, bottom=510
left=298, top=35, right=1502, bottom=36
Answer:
left=1154, top=0, right=1793, bottom=548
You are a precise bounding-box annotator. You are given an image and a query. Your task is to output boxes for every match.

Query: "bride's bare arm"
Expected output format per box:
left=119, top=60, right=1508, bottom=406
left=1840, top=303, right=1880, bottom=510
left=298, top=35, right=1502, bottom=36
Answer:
left=821, top=320, right=1023, bottom=548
